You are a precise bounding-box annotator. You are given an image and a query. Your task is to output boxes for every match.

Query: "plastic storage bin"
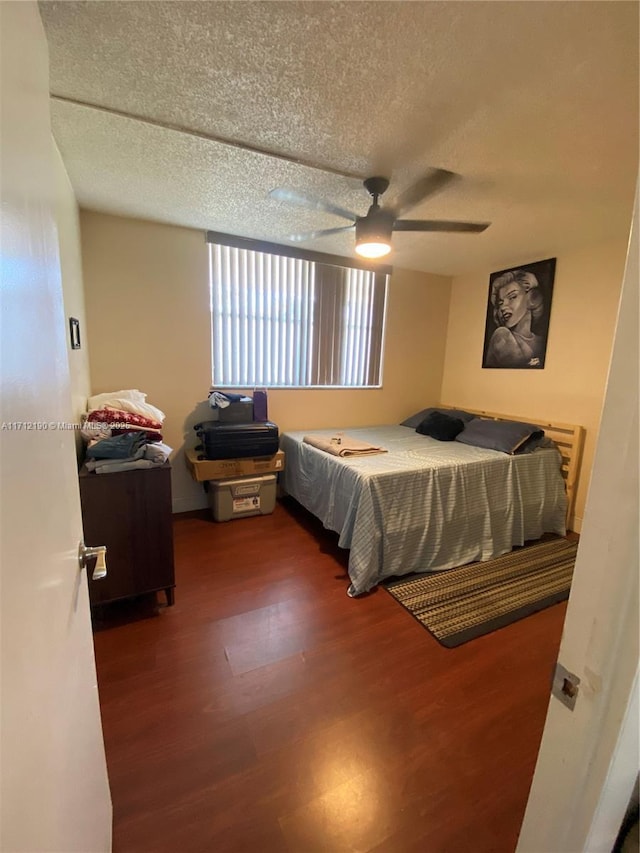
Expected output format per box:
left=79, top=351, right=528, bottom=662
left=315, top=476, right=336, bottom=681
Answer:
left=207, top=474, right=277, bottom=522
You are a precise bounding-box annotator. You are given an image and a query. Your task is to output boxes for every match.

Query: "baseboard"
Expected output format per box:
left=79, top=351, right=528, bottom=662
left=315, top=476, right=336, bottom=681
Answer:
left=172, top=494, right=207, bottom=514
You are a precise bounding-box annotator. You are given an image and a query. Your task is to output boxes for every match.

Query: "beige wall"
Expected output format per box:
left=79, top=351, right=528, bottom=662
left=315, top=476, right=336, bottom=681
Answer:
left=80, top=209, right=628, bottom=525
left=440, top=238, right=629, bottom=531
left=80, top=212, right=210, bottom=512
left=264, top=265, right=451, bottom=431
left=53, top=143, right=91, bottom=461
left=80, top=211, right=451, bottom=511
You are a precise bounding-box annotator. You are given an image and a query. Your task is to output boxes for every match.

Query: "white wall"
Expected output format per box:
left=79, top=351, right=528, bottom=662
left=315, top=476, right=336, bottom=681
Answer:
left=53, top=143, right=92, bottom=460
left=0, top=3, right=112, bottom=850
left=518, top=192, right=638, bottom=852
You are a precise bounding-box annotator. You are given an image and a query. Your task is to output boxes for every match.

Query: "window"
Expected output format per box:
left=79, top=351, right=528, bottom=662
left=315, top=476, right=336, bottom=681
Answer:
left=208, top=236, right=388, bottom=388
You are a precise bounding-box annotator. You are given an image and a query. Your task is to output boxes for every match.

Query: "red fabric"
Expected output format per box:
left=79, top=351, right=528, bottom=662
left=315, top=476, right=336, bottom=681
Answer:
left=87, top=408, right=162, bottom=430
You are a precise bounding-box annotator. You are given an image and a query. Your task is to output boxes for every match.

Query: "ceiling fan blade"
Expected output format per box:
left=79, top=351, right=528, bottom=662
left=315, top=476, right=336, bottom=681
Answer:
left=391, top=168, right=458, bottom=217
left=288, top=225, right=356, bottom=243
left=393, top=219, right=490, bottom=233
left=269, top=188, right=358, bottom=222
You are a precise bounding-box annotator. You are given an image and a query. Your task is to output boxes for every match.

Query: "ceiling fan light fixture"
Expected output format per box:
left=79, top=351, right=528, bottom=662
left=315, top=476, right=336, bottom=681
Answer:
left=355, top=214, right=392, bottom=259
left=355, top=240, right=392, bottom=259
left=274, top=171, right=490, bottom=251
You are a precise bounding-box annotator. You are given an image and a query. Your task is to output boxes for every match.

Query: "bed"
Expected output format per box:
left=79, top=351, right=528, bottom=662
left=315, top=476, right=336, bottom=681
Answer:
left=280, top=407, right=584, bottom=596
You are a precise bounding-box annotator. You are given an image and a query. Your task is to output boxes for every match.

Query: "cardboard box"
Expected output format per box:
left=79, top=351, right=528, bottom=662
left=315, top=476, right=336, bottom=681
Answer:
left=185, top=448, right=285, bottom=482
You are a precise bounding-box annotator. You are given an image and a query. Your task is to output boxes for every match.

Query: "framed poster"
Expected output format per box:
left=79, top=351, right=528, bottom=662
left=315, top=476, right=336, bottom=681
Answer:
left=482, top=257, right=556, bottom=369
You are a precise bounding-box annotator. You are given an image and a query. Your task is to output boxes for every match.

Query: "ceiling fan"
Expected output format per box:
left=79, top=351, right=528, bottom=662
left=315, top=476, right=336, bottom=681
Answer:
left=269, top=169, right=490, bottom=259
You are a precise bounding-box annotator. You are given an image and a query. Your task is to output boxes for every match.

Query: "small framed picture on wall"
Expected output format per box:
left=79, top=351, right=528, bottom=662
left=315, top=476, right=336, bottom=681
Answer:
left=482, top=257, right=556, bottom=369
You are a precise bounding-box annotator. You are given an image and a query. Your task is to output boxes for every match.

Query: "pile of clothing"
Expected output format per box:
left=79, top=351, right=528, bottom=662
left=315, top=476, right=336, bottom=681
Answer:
left=82, top=389, right=172, bottom=474
left=208, top=390, right=249, bottom=410
left=207, top=388, right=268, bottom=421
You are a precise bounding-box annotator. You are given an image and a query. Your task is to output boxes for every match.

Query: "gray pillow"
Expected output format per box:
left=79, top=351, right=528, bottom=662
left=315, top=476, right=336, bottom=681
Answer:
left=401, top=407, right=475, bottom=430
left=517, top=434, right=556, bottom=454
left=455, top=418, right=544, bottom=454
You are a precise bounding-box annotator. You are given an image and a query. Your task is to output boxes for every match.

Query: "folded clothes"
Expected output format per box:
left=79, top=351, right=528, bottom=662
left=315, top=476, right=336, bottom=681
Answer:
left=93, top=459, right=158, bottom=475
left=86, top=408, right=163, bottom=431
left=85, top=446, right=145, bottom=471
left=86, top=431, right=147, bottom=460
left=303, top=433, right=388, bottom=457
left=111, top=428, right=163, bottom=442
left=209, top=391, right=231, bottom=409
left=88, top=389, right=145, bottom=407
left=208, top=390, right=247, bottom=409
left=81, top=419, right=112, bottom=442
left=88, top=389, right=166, bottom=423
left=143, top=441, right=172, bottom=464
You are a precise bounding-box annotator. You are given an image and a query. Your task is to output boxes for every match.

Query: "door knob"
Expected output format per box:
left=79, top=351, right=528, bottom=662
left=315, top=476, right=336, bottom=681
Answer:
left=78, top=541, right=108, bottom=580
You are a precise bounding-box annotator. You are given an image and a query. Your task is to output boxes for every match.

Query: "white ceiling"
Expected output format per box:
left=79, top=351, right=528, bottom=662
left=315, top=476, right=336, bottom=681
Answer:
left=40, top=1, right=638, bottom=276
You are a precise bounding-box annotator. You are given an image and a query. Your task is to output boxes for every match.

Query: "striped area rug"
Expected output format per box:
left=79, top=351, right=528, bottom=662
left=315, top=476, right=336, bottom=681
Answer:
left=385, top=538, right=578, bottom=647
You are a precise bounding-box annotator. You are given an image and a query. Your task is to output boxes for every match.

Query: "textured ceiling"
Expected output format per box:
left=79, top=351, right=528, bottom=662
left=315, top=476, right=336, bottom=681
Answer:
left=40, top=1, right=638, bottom=275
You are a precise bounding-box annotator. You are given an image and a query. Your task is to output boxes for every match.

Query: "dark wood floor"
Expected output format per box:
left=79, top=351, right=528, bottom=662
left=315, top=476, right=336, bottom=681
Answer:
left=93, top=498, right=568, bottom=853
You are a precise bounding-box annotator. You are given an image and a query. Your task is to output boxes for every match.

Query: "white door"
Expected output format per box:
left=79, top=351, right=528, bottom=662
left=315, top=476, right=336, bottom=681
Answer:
left=518, top=191, right=638, bottom=851
left=0, top=3, right=112, bottom=851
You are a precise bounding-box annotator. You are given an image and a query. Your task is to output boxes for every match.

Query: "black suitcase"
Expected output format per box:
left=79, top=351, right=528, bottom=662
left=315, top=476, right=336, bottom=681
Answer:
left=194, top=421, right=279, bottom=460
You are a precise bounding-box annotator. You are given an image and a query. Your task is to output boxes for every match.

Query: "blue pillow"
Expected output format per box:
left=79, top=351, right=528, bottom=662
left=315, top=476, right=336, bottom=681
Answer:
left=401, top=407, right=475, bottom=430
left=455, top=418, right=544, bottom=454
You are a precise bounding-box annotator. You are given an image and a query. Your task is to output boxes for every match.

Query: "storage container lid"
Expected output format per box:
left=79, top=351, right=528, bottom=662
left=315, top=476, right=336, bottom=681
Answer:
left=209, top=473, right=277, bottom=488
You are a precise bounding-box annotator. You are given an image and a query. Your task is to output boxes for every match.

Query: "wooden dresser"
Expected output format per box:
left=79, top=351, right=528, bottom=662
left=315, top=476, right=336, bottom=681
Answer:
left=79, top=462, right=175, bottom=607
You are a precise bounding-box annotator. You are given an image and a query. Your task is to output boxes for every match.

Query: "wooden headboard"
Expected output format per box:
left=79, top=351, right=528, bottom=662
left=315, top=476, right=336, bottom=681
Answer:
left=442, top=405, right=585, bottom=529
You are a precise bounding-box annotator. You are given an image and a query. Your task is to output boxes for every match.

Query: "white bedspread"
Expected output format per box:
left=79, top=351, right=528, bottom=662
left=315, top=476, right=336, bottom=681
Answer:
left=281, top=425, right=567, bottom=594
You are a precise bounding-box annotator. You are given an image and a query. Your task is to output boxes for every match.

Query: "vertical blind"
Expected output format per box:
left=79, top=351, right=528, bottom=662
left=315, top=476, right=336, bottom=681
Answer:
left=209, top=242, right=387, bottom=388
